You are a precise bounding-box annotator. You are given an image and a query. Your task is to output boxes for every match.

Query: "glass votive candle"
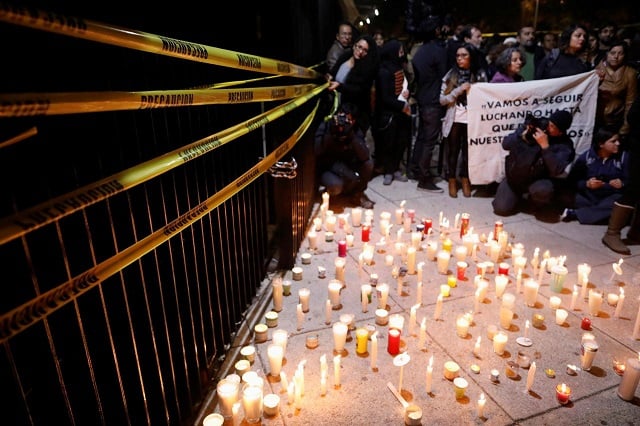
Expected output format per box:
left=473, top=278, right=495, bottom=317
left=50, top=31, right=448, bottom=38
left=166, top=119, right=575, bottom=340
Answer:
left=440, top=284, right=450, bottom=297
left=216, top=378, right=240, bottom=419
left=375, top=308, right=389, bottom=326
left=242, top=383, right=263, bottom=423
left=501, top=292, right=515, bottom=310
left=453, top=377, right=468, bottom=399
left=505, top=360, right=519, bottom=379
left=456, top=315, right=470, bottom=338
left=532, top=313, right=545, bottom=328
left=254, top=323, right=268, bottom=343
left=549, top=296, right=561, bottom=310
left=556, top=383, right=571, bottom=404
left=240, top=345, right=256, bottom=363
left=456, top=261, right=468, bottom=280
left=263, top=393, right=280, bottom=417
left=444, top=361, right=460, bottom=380
left=555, top=308, right=568, bottom=326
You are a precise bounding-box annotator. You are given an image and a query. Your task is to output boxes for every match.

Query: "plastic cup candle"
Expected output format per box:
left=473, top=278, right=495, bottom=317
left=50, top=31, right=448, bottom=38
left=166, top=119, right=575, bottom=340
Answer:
left=377, top=283, right=390, bottom=309
left=555, top=308, right=568, bottom=326
left=440, top=284, right=450, bottom=298
left=389, top=314, right=405, bottom=332
left=328, top=280, right=342, bottom=310
left=332, top=321, right=348, bottom=354
left=556, top=383, right=571, bottom=404
left=495, top=275, right=508, bottom=298
left=267, top=344, right=284, bottom=377
left=298, top=288, right=310, bottom=313
left=456, top=261, right=468, bottom=280
left=453, top=377, right=468, bottom=399
left=254, top=323, right=268, bottom=343
left=550, top=265, right=568, bottom=293
left=426, top=241, right=438, bottom=261
left=361, top=224, right=371, bottom=242
left=216, top=378, right=240, bottom=419
left=272, top=329, right=288, bottom=354
left=477, top=393, right=486, bottom=418
left=617, top=354, right=640, bottom=400
left=241, top=345, right=256, bottom=364
left=235, top=359, right=250, bottom=377
left=265, top=311, right=278, bottom=328
left=493, top=331, right=508, bottom=355
left=499, top=307, right=514, bottom=330
left=498, top=262, right=509, bottom=276
left=455, top=245, right=468, bottom=262
left=444, top=361, right=460, bottom=380
left=334, top=257, right=346, bottom=282
left=242, top=383, right=263, bottom=423
left=549, top=296, right=561, bottom=310
left=456, top=315, right=470, bottom=338
left=502, top=292, right=515, bottom=310
left=588, top=289, right=603, bottom=316
left=375, top=308, right=389, bottom=326
left=262, top=393, right=280, bottom=417
left=524, top=279, right=539, bottom=307
left=436, top=250, right=451, bottom=274
left=581, top=339, right=599, bottom=371
left=608, top=292, right=619, bottom=307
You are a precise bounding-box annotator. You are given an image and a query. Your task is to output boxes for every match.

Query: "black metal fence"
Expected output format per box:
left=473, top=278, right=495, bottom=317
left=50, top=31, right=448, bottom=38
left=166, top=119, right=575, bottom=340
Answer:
left=0, top=2, right=325, bottom=424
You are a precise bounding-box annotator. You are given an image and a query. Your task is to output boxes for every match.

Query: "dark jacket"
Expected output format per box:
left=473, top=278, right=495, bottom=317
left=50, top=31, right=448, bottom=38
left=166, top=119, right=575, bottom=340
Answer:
left=412, top=40, right=448, bottom=107
left=375, top=40, right=408, bottom=128
left=569, top=147, right=629, bottom=197
left=503, top=125, right=575, bottom=191
left=535, top=48, right=590, bottom=80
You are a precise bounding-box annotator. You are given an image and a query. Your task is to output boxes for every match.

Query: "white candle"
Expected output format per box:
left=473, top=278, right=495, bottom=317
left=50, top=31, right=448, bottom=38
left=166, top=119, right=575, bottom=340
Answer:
left=418, top=318, right=427, bottom=350
left=434, top=294, right=443, bottom=320
left=320, top=354, right=328, bottom=377
left=524, top=320, right=530, bottom=339
left=328, top=280, right=342, bottom=309
left=524, top=279, right=539, bottom=307
left=267, top=344, right=284, bottom=377
left=332, top=321, right=348, bottom=353
left=280, top=372, right=289, bottom=393
left=493, top=331, right=508, bottom=355
left=294, top=374, right=302, bottom=409
left=617, top=354, right=640, bottom=400
left=333, top=355, right=341, bottom=388
left=351, top=207, right=362, bottom=227
left=416, top=281, right=423, bottom=306
left=614, top=288, right=625, bottom=318
left=555, top=308, right=568, bottom=325
left=287, top=382, right=295, bottom=405
left=272, top=278, right=283, bottom=312
left=296, top=304, right=304, bottom=331
left=216, top=379, right=239, bottom=419
left=457, top=315, right=470, bottom=337
left=377, top=283, right=389, bottom=309
left=477, top=393, right=486, bottom=418
left=407, top=246, right=416, bottom=275
left=588, top=289, right=603, bottom=316
left=298, top=288, right=310, bottom=313
left=334, top=257, right=345, bottom=282
left=537, top=259, right=546, bottom=284
left=409, top=304, right=419, bottom=336
left=425, top=355, right=434, bottom=393
left=436, top=250, right=451, bottom=274
left=241, top=384, right=263, bottom=423
left=526, top=361, right=536, bottom=392
left=361, top=284, right=371, bottom=313
left=232, top=402, right=241, bottom=426
left=633, top=299, right=640, bottom=340
left=549, top=296, right=561, bottom=310
left=474, top=288, right=481, bottom=314
left=570, top=285, right=578, bottom=310
left=495, top=275, right=508, bottom=298
left=417, top=262, right=424, bottom=283
left=272, top=329, right=288, bottom=354
left=321, top=300, right=330, bottom=326
left=473, top=336, right=481, bottom=357
left=371, top=332, right=378, bottom=370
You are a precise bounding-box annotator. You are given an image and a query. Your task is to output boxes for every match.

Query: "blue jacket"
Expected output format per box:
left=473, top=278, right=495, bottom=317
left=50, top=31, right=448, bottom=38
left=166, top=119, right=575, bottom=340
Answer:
left=569, top=147, right=630, bottom=197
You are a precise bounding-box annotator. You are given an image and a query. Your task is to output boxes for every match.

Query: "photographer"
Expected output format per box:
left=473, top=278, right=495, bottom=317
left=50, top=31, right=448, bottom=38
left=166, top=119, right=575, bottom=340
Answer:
left=314, top=103, right=376, bottom=209
left=492, top=110, right=575, bottom=217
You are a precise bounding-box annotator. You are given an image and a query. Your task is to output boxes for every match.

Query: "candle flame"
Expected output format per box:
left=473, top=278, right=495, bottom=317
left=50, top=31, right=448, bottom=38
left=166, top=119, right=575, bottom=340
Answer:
left=618, top=258, right=624, bottom=265
left=476, top=336, right=481, bottom=345
left=480, top=393, right=485, bottom=401
left=428, top=355, right=433, bottom=367
left=620, top=288, right=624, bottom=296
left=525, top=320, right=530, bottom=328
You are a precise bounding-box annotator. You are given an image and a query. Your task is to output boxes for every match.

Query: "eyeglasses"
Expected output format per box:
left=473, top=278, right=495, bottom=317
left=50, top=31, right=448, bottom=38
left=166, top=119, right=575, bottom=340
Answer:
left=354, top=44, right=369, bottom=53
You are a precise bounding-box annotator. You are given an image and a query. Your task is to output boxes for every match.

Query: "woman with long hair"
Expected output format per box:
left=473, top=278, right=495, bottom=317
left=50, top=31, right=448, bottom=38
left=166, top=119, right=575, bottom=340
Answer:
left=536, top=23, right=590, bottom=79
left=440, top=43, right=488, bottom=197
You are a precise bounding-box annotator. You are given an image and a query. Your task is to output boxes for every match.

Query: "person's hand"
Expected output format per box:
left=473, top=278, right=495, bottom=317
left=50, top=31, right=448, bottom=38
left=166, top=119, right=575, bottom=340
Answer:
left=608, top=178, right=623, bottom=189
left=532, top=127, right=549, bottom=149
left=586, top=177, right=605, bottom=189
left=328, top=81, right=340, bottom=91
left=460, top=82, right=471, bottom=93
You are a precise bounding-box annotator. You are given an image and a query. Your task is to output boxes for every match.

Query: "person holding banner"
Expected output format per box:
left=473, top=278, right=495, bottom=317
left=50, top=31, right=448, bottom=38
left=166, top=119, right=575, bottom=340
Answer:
left=440, top=43, right=488, bottom=198
left=492, top=110, right=575, bottom=217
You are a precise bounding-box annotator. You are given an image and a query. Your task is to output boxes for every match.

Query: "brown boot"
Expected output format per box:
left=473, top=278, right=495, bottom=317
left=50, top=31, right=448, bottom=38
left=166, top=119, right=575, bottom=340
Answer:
left=602, top=203, right=634, bottom=255
left=448, top=178, right=458, bottom=198
left=461, top=178, right=472, bottom=198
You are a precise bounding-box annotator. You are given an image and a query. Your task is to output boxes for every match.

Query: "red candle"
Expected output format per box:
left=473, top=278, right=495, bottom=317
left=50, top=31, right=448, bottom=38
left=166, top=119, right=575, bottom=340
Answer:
left=387, top=328, right=401, bottom=355
left=498, top=262, right=509, bottom=276
left=422, top=218, right=432, bottom=235
left=338, top=240, right=347, bottom=257
left=459, top=213, right=470, bottom=238
left=361, top=225, right=370, bottom=242
left=581, top=317, right=592, bottom=330
left=556, top=383, right=571, bottom=404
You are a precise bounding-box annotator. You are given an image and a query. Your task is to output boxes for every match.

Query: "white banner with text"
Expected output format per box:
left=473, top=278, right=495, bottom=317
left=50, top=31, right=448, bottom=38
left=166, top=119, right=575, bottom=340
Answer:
left=467, top=71, right=599, bottom=184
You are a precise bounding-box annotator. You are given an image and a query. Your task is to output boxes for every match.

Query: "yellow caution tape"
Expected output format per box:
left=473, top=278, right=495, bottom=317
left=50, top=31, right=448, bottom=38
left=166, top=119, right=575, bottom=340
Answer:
left=0, top=84, right=317, bottom=117
left=0, top=82, right=329, bottom=246
left=0, top=101, right=319, bottom=343
left=0, top=3, right=322, bottom=79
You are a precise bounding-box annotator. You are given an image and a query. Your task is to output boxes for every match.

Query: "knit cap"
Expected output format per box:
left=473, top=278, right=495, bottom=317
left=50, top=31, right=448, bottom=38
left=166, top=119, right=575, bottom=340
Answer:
left=549, top=110, right=573, bottom=132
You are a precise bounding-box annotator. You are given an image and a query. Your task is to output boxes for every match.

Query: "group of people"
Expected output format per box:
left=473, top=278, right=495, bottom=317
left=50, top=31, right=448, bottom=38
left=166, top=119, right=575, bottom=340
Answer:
left=314, top=15, right=640, bottom=255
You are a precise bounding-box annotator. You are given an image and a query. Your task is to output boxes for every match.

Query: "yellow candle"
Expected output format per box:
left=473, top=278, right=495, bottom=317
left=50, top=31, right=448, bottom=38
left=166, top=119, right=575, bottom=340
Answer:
left=448, top=274, right=457, bottom=288
left=356, top=328, right=368, bottom=354
left=440, top=284, right=450, bottom=297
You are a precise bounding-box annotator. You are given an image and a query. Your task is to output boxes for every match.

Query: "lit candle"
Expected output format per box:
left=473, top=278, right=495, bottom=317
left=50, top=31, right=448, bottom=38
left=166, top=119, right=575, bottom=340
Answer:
left=231, top=402, right=241, bottom=426
left=361, top=284, right=371, bottom=313
left=474, top=288, right=481, bottom=314
left=409, top=304, right=418, bottom=336
left=325, top=299, right=332, bottom=325
left=556, top=383, right=571, bottom=404
left=296, top=304, right=304, bottom=331
left=434, top=294, right=443, bottom=321
left=356, top=327, right=368, bottom=355
left=549, top=296, right=561, bottom=310
left=617, top=354, right=640, bottom=400
left=272, top=329, right=288, bottom=354
left=456, top=315, right=470, bottom=338
left=394, top=353, right=410, bottom=392
left=216, top=379, right=240, bottom=419
left=328, top=280, right=342, bottom=310
left=418, top=318, right=427, bottom=350
left=287, top=381, right=295, bottom=405
left=493, top=331, right=508, bottom=355
left=633, top=299, right=640, bottom=340
left=416, top=281, right=423, bottom=307
left=298, top=288, right=310, bottom=313
left=377, top=283, right=390, bottom=309
left=333, top=355, right=341, bottom=388
left=351, top=207, right=362, bottom=227
left=332, top=321, right=348, bottom=354
left=407, top=246, right=416, bottom=275
left=526, top=361, right=536, bottom=392
left=361, top=224, right=370, bottom=242
left=477, top=393, right=486, bottom=418
left=537, top=259, right=546, bottom=284
left=555, top=308, right=568, bottom=325
left=436, top=250, right=451, bottom=274
left=370, top=332, right=378, bottom=370
left=523, top=279, right=539, bottom=307
left=531, top=247, right=540, bottom=271
left=614, top=288, right=625, bottom=318
left=241, top=383, right=263, bottom=423
left=495, top=275, right=508, bottom=298
left=499, top=306, right=513, bottom=330
left=440, top=284, right=450, bottom=298
left=588, top=289, right=603, bottom=316
left=388, top=328, right=401, bottom=355
left=473, top=336, right=481, bottom=357
left=570, top=285, right=578, bottom=310
left=280, top=371, right=289, bottom=393
left=425, top=355, right=433, bottom=393
left=263, top=393, right=280, bottom=417
left=524, top=320, right=530, bottom=339
left=516, top=269, right=522, bottom=294
left=272, top=279, right=283, bottom=312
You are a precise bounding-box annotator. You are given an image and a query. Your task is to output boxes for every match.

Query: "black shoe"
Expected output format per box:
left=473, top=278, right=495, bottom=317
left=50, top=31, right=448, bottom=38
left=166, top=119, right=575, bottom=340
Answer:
left=383, top=174, right=393, bottom=185
left=417, top=179, right=444, bottom=193
left=358, top=193, right=375, bottom=209
left=393, top=171, right=409, bottom=182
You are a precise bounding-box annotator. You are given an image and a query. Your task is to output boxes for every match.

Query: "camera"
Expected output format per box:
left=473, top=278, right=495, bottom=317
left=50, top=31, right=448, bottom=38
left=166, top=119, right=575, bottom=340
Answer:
left=524, top=113, right=549, bottom=145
